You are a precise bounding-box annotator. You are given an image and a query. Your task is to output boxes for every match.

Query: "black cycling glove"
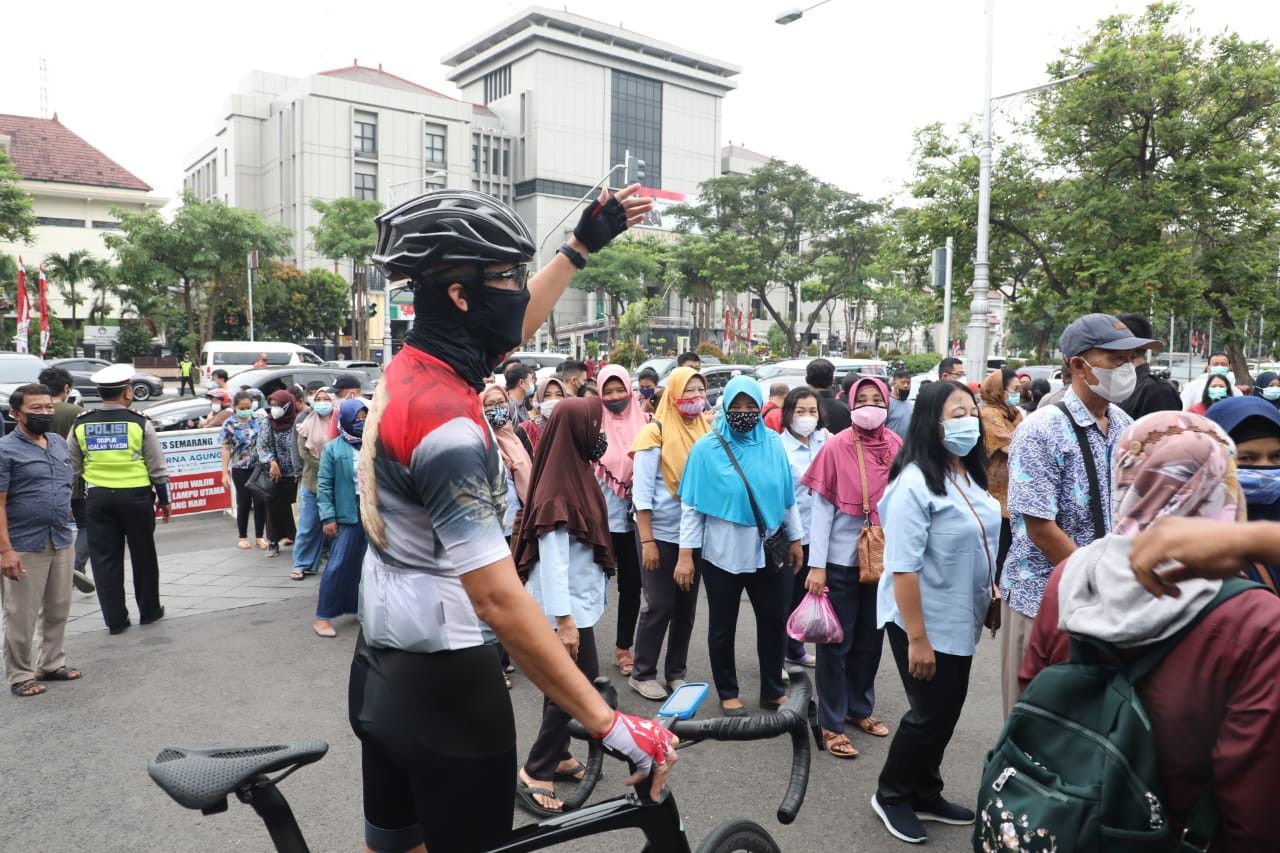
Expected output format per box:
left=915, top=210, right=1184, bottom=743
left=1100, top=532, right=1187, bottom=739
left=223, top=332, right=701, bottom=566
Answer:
left=573, top=195, right=630, bottom=253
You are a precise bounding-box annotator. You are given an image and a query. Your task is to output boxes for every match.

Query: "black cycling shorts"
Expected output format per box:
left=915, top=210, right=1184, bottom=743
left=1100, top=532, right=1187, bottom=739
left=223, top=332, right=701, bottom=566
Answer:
left=349, top=633, right=516, bottom=853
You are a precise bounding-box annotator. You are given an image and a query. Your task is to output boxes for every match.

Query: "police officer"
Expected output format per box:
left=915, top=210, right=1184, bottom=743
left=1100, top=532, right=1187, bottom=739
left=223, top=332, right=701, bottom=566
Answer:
left=178, top=353, right=195, bottom=397
left=69, top=364, right=171, bottom=634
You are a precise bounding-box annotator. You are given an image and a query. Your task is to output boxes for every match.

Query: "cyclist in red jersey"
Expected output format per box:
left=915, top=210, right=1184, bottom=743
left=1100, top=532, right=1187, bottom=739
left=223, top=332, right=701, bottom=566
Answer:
left=348, top=187, right=677, bottom=853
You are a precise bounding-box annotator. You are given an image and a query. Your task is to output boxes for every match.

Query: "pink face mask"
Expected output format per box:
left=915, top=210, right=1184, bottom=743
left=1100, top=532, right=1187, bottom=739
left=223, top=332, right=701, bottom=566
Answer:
left=675, top=395, right=707, bottom=417
left=851, top=404, right=887, bottom=432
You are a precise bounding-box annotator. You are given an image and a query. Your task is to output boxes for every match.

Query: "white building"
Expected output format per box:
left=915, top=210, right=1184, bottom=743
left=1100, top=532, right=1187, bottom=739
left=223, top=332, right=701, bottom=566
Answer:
left=185, top=6, right=738, bottom=355
left=0, top=113, right=167, bottom=352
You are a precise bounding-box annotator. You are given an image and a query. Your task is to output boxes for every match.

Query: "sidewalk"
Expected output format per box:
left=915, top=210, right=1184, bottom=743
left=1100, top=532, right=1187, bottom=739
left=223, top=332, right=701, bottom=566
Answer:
left=66, top=537, right=317, bottom=636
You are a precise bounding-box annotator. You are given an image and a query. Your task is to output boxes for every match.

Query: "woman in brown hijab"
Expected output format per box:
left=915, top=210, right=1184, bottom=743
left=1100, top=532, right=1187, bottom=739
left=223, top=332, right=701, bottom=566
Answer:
left=512, top=396, right=615, bottom=816
left=980, top=367, right=1025, bottom=568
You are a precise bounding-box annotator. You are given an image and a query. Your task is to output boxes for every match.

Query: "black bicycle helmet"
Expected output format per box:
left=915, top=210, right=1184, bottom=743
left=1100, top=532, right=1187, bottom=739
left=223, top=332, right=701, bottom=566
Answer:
left=371, top=189, right=535, bottom=282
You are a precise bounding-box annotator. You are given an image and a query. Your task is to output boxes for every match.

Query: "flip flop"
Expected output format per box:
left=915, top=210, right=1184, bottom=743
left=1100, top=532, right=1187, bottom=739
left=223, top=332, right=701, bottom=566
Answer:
left=515, top=779, right=563, bottom=817
left=237, top=538, right=252, bottom=550
left=851, top=716, right=891, bottom=737
left=37, top=666, right=82, bottom=682
left=10, top=679, right=46, bottom=697
left=554, top=760, right=587, bottom=782
left=822, top=730, right=859, bottom=759
left=290, top=570, right=306, bottom=581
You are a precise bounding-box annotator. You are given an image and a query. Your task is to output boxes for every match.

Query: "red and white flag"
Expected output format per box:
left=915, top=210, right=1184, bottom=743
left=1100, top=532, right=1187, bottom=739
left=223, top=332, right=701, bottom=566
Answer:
left=37, top=265, right=50, bottom=357
left=14, top=256, right=29, bottom=353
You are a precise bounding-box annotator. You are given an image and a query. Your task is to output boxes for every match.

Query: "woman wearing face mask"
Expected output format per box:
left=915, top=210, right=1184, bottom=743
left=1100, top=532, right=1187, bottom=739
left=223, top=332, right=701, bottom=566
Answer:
left=256, top=389, right=302, bottom=558
left=780, top=387, right=827, bottom=670
left=594, top=366, right=649, bottom=677
left=512, top=397, right=615, bottom=815
left=482, top=385, right=533, bottom=542
left=290, top=388, right=336, bottom=580
left=1188, top=373, right=1234, bottom=416
left=979, top=368, right=1025, bottom=569
left=221, top=391, right=267, bottom=549
left=1205, top=396, right=1280, bottom=590
left=313, top=398, right=369, bottom=638
left=200, top=389, right=233, bottom=429
left=1250, top=371, right=1280, bottom=409
left=627, top=366, right=711, bottom=700
left=871, top=380, right=1000, bottom=844
left=519, top=375, right=567, bottom=456
left=677, top=376, right=805, bottom=716
left=634, top=367, right=660, bottom=415
left=802, top=377, right=902, bottom=757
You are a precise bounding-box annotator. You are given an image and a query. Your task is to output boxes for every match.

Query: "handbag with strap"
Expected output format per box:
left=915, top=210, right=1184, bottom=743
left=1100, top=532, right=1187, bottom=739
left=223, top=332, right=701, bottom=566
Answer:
left=712, top=432, right=790, bottom=573
left=852, top=432, right=886, bottom=584
left=950, top=471, right=1001, bottom=637
left=245, top=464, right=278, bottom=502
left=1055, top=401, right=1107, bottom=541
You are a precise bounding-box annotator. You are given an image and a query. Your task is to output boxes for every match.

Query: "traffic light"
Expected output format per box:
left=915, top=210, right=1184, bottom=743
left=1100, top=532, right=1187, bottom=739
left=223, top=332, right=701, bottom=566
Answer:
left=625, top=151, right=646, bottom=186
left=367, top=303, right=378, bottom=318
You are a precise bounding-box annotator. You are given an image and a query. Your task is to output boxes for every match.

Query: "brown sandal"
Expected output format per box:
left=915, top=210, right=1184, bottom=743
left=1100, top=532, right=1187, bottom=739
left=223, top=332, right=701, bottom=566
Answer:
left=822, top=729, right=858, bottom=759
left=614, top=649, right=634, bottom=676
left=851, top=716, right=890, bottom=737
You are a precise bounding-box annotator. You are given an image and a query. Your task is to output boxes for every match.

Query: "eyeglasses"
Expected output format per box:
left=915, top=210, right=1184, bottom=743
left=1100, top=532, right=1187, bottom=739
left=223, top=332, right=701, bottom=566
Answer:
left=473, top=264, right=528, bottom=291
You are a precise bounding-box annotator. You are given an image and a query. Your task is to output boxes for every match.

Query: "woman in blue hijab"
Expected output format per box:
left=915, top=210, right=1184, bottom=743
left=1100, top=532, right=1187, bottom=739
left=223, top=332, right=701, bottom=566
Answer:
left=1250, top=371, right=1280, bottom=409
left=1205, top=395, right=1280, bottom=591
left=676, top=375, right=805, bottom=715
left=313, top=397, right=369, bottom=637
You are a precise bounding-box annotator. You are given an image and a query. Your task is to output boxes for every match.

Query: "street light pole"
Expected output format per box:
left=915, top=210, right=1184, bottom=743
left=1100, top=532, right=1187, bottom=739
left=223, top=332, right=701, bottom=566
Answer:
left=966, top=0, right=996, bottom=380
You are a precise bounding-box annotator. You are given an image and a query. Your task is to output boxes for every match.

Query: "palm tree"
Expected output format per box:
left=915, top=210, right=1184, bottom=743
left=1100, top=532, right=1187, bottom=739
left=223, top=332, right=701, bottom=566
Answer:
left=43, top=249, right=94, bottom=357
left=84, top=257, right=119, bottom=324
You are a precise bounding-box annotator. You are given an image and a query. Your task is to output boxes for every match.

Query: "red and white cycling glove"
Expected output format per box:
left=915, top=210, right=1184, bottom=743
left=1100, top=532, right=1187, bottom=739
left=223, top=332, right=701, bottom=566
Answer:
left=594, top=711, right=675, bottom=776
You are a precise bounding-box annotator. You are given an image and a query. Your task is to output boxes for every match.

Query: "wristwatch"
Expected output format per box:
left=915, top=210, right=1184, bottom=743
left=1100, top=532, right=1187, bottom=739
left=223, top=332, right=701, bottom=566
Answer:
left=557, top=243, right=587, bottom=270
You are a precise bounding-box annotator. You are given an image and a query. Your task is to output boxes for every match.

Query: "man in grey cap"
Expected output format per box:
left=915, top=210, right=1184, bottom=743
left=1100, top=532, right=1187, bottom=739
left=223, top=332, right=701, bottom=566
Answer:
left=69, top=364, right=172, bottom=634
left=998, top=313, right=1158, bottom=714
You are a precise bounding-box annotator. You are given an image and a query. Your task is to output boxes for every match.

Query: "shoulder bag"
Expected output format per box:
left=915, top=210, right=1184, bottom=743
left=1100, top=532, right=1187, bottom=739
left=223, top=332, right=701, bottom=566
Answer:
left=852, top=432, right=886, bottom=584
left=950, top=472, right=1001, bottom=637
left=712, top=432, right=790, bottom=573
left=1054, top=401, right=1106, bottom=541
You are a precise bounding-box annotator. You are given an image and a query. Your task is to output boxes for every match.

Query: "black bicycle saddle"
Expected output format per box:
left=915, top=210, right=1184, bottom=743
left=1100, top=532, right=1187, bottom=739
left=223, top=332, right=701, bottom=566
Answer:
left=149, top=741, right=329, bottom=812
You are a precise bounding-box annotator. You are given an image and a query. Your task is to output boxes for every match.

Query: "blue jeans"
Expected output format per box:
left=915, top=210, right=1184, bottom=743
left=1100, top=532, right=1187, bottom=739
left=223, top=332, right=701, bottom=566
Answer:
left=815, top=562, right=883, bottom=731
left=316, top=522, right=366, bottom=620
left=292, top=485, right=323, bottom=574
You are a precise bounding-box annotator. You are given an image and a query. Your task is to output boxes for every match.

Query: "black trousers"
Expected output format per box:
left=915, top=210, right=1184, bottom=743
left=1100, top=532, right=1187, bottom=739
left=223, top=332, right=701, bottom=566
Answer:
left=876, top=623, right=973, bottom=807
left=524, top=626, right=599, bottom=781
left=265, top=476, right=298, bottom=544
left=87, top=485, right=162, bottom=629
left=178, top=375, right=195, bottom=396
left=230, top=467, right=267, bottom=539
left=612, top=530, right=642, bottom=650
left=632, top=540, right=700, bottom=684
left=702, top=560, right=791, bottom=703
left=996, top=517, right=1013, bottom=580
left=786, top=544, right=811, bottom=661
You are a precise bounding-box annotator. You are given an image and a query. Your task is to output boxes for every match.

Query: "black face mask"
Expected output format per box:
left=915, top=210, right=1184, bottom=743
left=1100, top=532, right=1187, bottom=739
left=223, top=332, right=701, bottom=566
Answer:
left=603, top=397, right=631, bottom=415
left=587, top=432, right=609, bottom=462
left=23, top=413, right=54, bottom=436
left=405, top=274, right=531, bottom=391
left=895, top=387, right=910, bottom=401
left=726, top=411, right=760, bottom=433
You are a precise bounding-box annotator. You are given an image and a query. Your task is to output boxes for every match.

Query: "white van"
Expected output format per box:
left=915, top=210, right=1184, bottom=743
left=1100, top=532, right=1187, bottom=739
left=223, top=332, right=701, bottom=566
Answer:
left=201, top=341, right=324, bottom=385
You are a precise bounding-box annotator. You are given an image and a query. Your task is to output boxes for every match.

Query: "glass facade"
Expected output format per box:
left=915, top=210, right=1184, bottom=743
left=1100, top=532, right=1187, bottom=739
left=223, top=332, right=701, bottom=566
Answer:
left=610, top=70, right=662, bottom=189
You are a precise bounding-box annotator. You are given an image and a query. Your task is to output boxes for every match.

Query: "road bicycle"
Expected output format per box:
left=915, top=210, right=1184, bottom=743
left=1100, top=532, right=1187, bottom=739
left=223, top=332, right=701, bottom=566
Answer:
left=148, top=671, right=819, bottom=853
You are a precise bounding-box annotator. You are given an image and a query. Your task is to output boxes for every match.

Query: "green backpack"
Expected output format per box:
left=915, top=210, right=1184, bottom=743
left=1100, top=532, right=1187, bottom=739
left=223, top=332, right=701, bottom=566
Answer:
left=973, top=577, right=1260, bottom=853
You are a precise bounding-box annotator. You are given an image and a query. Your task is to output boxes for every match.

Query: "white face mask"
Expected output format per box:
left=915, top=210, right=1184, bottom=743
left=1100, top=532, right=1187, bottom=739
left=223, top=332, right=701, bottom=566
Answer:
left=539, top=398, right=560, bottom=419
left=791, top=415, right=819, bottom=437
left=1083, top=359, right=1137, bottom=403
left=210, top=403, right=222, bottom=413
left=270, top=405, right=286, bottom=420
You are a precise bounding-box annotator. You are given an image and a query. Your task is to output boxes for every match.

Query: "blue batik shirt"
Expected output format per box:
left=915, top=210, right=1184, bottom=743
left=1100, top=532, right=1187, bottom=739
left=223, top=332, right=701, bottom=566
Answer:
left=1001, top=388, right=1132, bottom=618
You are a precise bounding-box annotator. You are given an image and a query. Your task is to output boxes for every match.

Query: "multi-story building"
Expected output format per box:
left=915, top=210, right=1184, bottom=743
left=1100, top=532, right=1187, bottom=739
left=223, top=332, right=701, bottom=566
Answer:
left=185, top=7, right=738, bottom=358
left=0, top=113, right=166, bottom=353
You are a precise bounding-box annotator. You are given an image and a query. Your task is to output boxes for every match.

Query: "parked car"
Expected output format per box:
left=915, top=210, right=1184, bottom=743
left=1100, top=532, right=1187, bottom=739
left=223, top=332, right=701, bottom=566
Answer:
left=1015, top=364, right=1065, bottom=384
left=50, top=357, right=166, bottom=401
left=200, top=340, right=324, bottom=386
left=703, top=365, right=758, bottom=407
left=321, top=360, right=384, bottom=387
left=634, top=355, right=722, bottom=383
left=146, top=366, right=376, bottom=432
left=0, top=352, right=52, bottom=426
left=756, top=357, right=889, bottom=382
left=754, top=372, right=811, bottom=402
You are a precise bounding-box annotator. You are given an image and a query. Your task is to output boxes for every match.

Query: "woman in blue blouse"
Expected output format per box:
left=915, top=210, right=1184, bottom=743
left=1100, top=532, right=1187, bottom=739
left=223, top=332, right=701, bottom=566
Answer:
left=871, top=380, right=1001, bottom=844
left=780, top=387, right=827, bottom=668
left=512, top=397, right=615, bottom=816
left=313, top=398, right=368, bottom=638
left=677, top=376, right=805, bottom=716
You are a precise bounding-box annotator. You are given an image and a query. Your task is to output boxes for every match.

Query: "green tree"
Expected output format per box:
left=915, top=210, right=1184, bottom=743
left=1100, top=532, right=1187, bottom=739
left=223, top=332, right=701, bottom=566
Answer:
left=309, top=197, right=383, bottom=358
left=114, top=320, right=156, bottom=361
left=255, top=262, right=350, bottom=343
left=870, top=284, right=931, bottom=353
left=106, top=192, right=292, bottom=347
left=43, top=249, right=95, bottom=356
left=616, top=297, right=663, bottom=345
left=84, top=257, right=119, bottom=323
left=665, top=232, right=753, bottom=344
left=0, top=150, right=34, bottom=245
left=671, top=159, right=868, bottom=356
left=571, top=238, right=663, bottom=342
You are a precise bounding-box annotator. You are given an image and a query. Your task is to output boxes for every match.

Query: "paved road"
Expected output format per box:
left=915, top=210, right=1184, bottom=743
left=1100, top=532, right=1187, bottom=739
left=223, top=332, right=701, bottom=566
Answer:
left=7, top=515, right=1004, bottom=852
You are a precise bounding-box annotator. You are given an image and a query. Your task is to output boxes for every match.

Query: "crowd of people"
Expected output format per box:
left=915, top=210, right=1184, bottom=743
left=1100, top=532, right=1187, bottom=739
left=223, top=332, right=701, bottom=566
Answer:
left=5, top=181, right=1280, bottom=853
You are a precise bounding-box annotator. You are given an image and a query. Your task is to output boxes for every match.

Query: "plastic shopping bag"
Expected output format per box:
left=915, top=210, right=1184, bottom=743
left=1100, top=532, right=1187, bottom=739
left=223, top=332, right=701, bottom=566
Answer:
left=786, top=590, right=843, bottom=644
